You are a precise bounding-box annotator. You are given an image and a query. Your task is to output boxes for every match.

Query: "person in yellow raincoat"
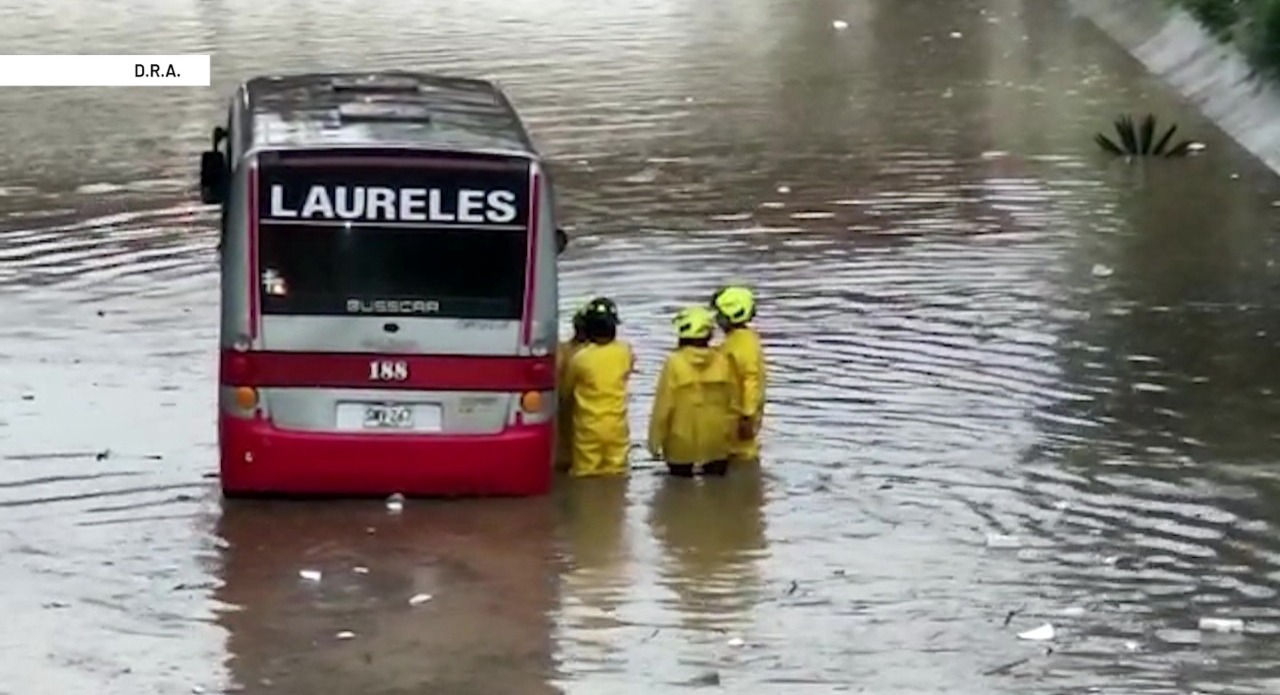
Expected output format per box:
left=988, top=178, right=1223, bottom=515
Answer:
left=554, top=304, right=590, bottom=472
left=563, top=297, right=635, bottom=477
left=647, top=306, right=739, bottom=477
left=711, top=286, right=767, bottom=463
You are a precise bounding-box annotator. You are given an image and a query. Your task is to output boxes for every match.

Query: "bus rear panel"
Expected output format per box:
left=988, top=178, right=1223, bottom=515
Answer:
left=218, top=147, right=557, bottom=497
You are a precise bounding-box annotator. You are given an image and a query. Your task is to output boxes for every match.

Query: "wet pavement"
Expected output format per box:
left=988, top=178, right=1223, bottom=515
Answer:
left=4, top=0, right=1280, bottom=692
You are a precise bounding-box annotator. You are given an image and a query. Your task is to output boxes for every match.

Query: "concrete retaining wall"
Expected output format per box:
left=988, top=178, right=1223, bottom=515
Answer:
left=1070, top=0, right=1280, bottom=175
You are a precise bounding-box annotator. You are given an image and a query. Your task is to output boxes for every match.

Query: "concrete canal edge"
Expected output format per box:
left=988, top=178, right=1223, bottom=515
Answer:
left=1069, top=0, right=1280, bottom=176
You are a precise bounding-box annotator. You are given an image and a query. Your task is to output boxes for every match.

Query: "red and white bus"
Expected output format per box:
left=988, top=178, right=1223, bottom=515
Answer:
left=199, top=72, right=567, bottom=497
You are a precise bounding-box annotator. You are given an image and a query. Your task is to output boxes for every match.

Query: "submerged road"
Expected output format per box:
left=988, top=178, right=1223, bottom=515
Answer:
left=3, top=0, right=1280, bottom=693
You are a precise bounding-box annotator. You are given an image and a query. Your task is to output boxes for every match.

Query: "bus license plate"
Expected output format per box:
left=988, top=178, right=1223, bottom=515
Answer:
left=363, top=404, right=414, bottom=429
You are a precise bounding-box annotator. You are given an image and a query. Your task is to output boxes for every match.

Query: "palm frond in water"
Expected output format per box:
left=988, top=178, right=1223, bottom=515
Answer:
left=1138, top=113, right=1156, bottom=154
left=1094, top=132, right=1125, bottom=156
left=1095, top=113, right=1197, bottom=158
left=1151, top=122, right=1178, bottom=156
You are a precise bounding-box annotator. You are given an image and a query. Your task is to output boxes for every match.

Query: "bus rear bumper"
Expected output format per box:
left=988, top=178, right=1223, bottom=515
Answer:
left=218, top=415, right=553, bottom=497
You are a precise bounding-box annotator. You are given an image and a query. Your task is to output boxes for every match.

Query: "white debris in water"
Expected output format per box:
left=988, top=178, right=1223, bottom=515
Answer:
left=1124, top=640, right=1141, bottom=651
left=1091, top=263, right=1114, bottom=278
left=942, top=88, right=954, bottom=99
left=1198, top=617, right=1244, bottom=633
left=299, top=569, right=322, bottom=582
left=335, top=630, right=356, bottom=640
left=727, top=637, right=745, bottom=648
left=1018, top=623, right=1056, bottom=641
left=625, top=167, right=660, bottom=184
left=981, top=150, right=1009, bottom=160
left=1059, top=606, right=1086, bottom=617
left=1188, top=142, right=1206, bottom=152
left=409, top=593, right=434, bottom=606
left=985, top=534, right=1021, bottom=549
left=776, top=185, right=791, bottom=194
left=950, top=31, right=963, bottom=38
left=1053, top=500, right=1071, bottom=511
left=832, top=20, right=849, bottom=30
left=386, top=493, right=405, bottom=514
left=1231, top=173, right=1241, bottom=180
left=353, top=566, right=370, bottom=575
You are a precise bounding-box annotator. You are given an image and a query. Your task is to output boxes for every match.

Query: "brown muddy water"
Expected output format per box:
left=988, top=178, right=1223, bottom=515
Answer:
left=3, top=0, right=1280, bottom=693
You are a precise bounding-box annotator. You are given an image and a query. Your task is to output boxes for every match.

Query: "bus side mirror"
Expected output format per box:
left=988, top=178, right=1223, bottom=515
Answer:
left=555, top=227, right=568, bottom=255
left=200, top=150, right=227, bottom=205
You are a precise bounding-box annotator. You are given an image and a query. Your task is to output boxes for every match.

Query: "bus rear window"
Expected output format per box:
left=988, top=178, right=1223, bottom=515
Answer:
left=257, top=224, right=527, bottom=319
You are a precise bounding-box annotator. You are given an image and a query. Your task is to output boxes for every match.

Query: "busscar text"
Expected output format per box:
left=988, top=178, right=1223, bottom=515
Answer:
left=136, top=63, right=180, bottom=78
left=270, top=184, right=519, bottom=224
left=348, top=298, right=441, bottom=315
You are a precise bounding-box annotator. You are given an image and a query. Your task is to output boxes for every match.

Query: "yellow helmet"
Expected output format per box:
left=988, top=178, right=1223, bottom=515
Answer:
left=673, top=306, right=715, bottom=340
left=712, top=286, right=755, bottom=325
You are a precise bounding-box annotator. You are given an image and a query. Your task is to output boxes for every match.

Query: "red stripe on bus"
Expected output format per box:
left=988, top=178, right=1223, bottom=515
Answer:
left=247, top=166, right=260, bottom=339
left=522, top=171, right=540, bottom=344
left=219, top=351, right=556, bottom=391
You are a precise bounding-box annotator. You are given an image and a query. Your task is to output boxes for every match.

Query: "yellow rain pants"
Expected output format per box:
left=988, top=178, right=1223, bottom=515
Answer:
left=555, top=339, right=585, bottom=472
left=719, top=326, right=766, bottom=462
left=563, top=340, right=635, bottom=477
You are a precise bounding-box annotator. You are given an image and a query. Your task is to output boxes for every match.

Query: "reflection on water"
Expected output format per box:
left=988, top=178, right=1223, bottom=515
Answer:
left=3, top=0, right=1280, bottom=692
left=648, top=463, right=767, bottom=633
left=214, top=499, right=560, bottom=694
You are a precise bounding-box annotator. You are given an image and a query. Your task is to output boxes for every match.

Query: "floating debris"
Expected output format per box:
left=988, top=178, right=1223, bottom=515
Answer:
left=386, top=493, right=405, bottom=514
left=335, top=630, right=356, bottom=640
left=409, top=593, right=433, bottom=606
left=1059, top=606, right=1086, bottom=617
left=950, top=31, right=963, bottom=38
left=982, top=657, right=1029, bottom=676
left=832, top=20, right=849, bottom=30
left=1198, top=617, right=1244, bottom=633
left=776, top=185, right=791, bottom=194
left=726, top=637, right=745, bottom=648
left=1094, top=114, right=1195, bottom=158
left=299, top=569, right=322, bottom=582
left=1188, top=142, right=1206, bottom=153
left=1124, top=640, right=1141, bottom=652
left=688, top=671, right=721, bottom=687
left=1091, top=263, right=1114, bottom=278
left=985, top=534, right=1022, bottom=549
left=353, top=566, right=369, bottom=575
left=1018, top=623, right=1056, bottom=641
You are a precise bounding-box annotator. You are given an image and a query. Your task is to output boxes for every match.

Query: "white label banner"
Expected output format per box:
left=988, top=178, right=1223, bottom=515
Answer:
left=0, top=55, right=211, bottom=86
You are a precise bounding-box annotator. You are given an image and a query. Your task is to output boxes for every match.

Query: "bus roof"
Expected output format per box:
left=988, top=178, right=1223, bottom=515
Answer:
left=240, top=71, right=539, bottom=157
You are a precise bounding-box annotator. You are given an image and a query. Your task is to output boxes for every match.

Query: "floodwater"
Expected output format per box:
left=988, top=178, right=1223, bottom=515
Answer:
left=3, top=0, right=1280, bottom=692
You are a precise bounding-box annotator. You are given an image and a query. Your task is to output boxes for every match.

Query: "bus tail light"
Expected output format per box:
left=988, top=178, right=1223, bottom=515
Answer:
left=519, top=391, right=543, bottom=413
left=233, top=386, right=259, bottom=410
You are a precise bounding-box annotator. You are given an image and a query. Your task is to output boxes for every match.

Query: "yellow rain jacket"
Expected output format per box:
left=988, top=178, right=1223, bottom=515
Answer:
left=647, top=346, right=739, bottom=465
left=564, top=340, right=635, bottom=477
left=720, top=326, right=766, bottom=462
left=555, top=339, right=585, bottom=472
